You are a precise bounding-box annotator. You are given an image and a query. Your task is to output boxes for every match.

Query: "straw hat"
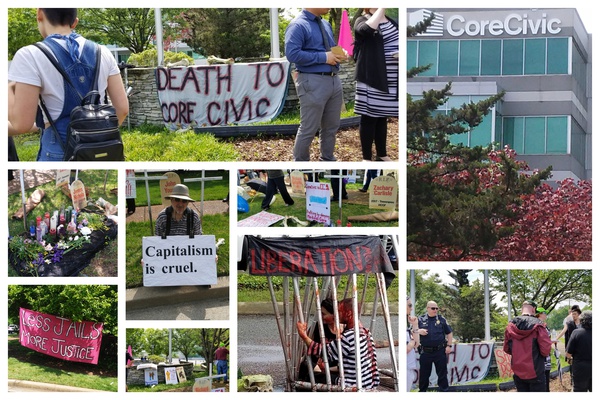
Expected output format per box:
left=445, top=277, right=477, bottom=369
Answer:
left=165, top=184, right=195, bottom=202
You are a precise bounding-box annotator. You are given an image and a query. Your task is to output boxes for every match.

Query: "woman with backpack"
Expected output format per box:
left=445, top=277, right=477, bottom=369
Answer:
left=8, top=8, right=128, bottom=161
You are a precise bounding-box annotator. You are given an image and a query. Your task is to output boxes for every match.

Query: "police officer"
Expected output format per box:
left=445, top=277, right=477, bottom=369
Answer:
left=418, top=301, right=453, bottom=392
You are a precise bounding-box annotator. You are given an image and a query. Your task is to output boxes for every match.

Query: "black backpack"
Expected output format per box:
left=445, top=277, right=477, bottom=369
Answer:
left=34, top=42, right=125, bottom=161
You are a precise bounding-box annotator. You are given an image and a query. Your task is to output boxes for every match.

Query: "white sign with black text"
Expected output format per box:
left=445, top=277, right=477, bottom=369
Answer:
left=142, top=235, right=217, bottom=287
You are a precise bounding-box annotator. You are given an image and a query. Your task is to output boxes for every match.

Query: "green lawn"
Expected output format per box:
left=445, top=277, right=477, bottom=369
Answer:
left=8, top=339, right=117, bottom=391
left=11, top=127, right=239, bottom=162
left=237, top=272, right=399, bottom=304
left=131, top=170, right=228, bottom=206
left=126, top=213, right=230, bottom=288
left=238, top=181, right=398, bottom=227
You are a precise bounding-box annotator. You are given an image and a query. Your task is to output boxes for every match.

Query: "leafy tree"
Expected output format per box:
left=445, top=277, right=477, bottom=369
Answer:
left=444, top=280, right=499, bottom=343
left=489, top=269, right=591, bottom=317
left=407, top=16, right=555, bottom=261
left=486, top=178, right=592, bottom=261
left=198, top=328, right=229, bottom=367
left=126, top=328, right=147, bottom=356
left=546, top=305, right=571, bottom=331
left=8, top=8, right=40, bottom=60
left=7, top=285, right=118, bottom=334
left=181, top=9, right=271, bottom=58
left=406, top=270, right=451, bottom=316
left=77, top=8, right=158, bottom=52
left=173, top=328, right=200, bottom=362
left=144, top=328, right=169, bottom=356
left=448, top=269, right=471, bottom=288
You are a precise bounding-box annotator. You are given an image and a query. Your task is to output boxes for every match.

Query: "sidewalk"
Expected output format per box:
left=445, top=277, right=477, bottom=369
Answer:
left=126, top=276, right=229, bottom=310
left=125, top=200, right=229, bottom=223
left=8, top=379, right=105, bottom=392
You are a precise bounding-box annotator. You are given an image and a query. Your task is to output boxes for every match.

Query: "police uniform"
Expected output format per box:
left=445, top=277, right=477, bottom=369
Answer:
left=418, top=313, right=453, bottom=391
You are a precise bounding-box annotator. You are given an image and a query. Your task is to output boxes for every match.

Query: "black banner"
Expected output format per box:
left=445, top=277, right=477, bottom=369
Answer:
left=244, top=236, right=394, bottom=278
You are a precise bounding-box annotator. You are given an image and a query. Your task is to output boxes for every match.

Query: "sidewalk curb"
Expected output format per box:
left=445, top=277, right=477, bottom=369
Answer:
left=8, top=379, right=106, bottom=392
left=126, top=276, right=229, bottom=310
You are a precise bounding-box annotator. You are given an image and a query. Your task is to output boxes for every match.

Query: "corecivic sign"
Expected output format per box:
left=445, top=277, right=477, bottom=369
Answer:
left=447, top=13, right=562, bottom=37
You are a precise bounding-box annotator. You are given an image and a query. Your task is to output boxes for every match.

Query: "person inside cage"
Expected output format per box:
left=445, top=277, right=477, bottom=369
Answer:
left=297, top=298, right=380, bottom=389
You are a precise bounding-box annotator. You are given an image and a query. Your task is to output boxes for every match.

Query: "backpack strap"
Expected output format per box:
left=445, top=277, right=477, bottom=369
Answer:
left=163, top=206, right=174, bottom=239
left=162, top=207, right=194, bottom=238
left=187, top=209, right=195, bottom=239
left=34, top=41, right=101, bottom=99
left=33, top=41, right=101, bottom=153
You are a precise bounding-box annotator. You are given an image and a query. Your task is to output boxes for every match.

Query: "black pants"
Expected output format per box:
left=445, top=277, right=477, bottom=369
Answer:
left=514, top=374, right=546, bottom=392
left=418, top=347, right=449, bottom=391
left=359, top=115, right=388, bottom=160
left=262, top=175, right=294, bottom=209
left=572, top=359, right=592, bottom=392
left=330, top=170, right=347, bottom=201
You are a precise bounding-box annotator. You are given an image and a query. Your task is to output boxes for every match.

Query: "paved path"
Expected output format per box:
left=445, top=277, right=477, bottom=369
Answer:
left=126, top=200, right=229, bottom=223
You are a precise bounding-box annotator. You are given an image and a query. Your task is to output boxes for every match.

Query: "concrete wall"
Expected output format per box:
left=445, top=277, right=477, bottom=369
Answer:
left=121, top=61, right=357, bottom=128
left=126, top=361, right=195, bottom=386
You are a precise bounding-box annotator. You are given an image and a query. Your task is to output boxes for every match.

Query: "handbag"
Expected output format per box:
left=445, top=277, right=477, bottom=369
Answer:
left=34, top=42, right=124, bottom=161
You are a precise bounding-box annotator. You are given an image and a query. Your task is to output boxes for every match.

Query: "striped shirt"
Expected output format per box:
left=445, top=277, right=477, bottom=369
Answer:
left=154, top=208, right=202, bottom=237
left=354, top=20, right=399, bottom=118
left=308, top=327, right=380, bottom=389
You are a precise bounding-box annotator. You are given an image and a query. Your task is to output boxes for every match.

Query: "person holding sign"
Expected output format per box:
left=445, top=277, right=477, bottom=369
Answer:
left=353, top=8, right=398, bottom=162
left=155, top=184, right=202, bottom=237
left=285, top=8, right=347, bottom=162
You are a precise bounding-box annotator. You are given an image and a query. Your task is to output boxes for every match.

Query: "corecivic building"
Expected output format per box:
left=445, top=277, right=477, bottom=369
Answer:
left=407, top=8, right=592, bottom=181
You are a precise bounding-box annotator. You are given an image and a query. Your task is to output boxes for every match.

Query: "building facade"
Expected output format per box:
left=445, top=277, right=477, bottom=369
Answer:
left=408, top=8, right=592, bottom=181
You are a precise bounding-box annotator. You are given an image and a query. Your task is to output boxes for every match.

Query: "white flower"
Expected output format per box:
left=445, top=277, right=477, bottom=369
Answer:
left=80, top=227, right=92, bottom=236
left=45, top=244, right=53, bottom=251
left=44, top=259, right=51, bottom=264
left=74, top=236, right=80, bottom=241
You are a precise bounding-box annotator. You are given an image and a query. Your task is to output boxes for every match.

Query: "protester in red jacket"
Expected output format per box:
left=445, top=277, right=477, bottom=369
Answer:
left=503, top=300, right=553, bottom=392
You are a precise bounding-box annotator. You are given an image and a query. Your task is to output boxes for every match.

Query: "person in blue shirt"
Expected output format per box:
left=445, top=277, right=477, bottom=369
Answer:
left=417, top=301, right=453, bottom=392
left=285, top=8, right=347, bottom=161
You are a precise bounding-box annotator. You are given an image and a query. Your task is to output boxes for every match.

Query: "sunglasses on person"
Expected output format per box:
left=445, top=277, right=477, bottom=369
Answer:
left=429, top=307, right=439, bottom=310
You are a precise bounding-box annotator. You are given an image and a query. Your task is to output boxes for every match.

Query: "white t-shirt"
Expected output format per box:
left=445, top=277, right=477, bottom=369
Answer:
left=8, top=36, right=120, bottom=124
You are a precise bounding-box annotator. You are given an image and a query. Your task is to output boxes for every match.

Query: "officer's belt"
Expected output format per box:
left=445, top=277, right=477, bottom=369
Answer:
left=421, top=343, right=445, bottom=353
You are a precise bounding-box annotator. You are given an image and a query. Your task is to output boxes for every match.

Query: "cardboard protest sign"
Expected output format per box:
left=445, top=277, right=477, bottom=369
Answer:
left=142, top=235, right=217, bottom=286
left=156, top=61, right=291, bottom=128
left=290, top=170, right=305, bottom=194
left=176, top=366, right=187, bottom=382
left=493, top=348, right=513, bottom=379
left=160, top=172, right=181, bottom=208
left=165, top=367, right=179, bottom=384
left=55, top=170, right=70, bottom=188
left=19, top=307, right=103, bottom=364
left=125, top=169, right=137, bottom=199
left=369, top=175, right=398, bottom=210
left=193, top=377, right=211, bottom=392
left=144, top=367, right=158, bottom=386
left=238, top=210, right=285, bottom=227
left=70, top=179, right=87, bottom=210
left=305, top=181, right=330, bottom=224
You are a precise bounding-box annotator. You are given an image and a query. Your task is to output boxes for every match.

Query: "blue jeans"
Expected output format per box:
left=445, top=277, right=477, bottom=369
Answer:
left=216, top=360, right=228, bottom=382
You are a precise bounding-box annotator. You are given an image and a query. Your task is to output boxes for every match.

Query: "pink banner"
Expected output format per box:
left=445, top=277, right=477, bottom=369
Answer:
left=338, top=10, right=354, bottom=56
left=19, top=307, right=104, bottom=365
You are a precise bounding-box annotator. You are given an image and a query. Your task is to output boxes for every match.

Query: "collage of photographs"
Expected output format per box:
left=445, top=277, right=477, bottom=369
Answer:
left=4, top=2, right=594, bottom=397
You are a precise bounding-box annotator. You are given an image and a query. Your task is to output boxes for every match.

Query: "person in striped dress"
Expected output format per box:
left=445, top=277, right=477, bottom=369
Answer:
left=353, top=8, right=399, bottom=162
left=297, top=298, right=380, bottom=390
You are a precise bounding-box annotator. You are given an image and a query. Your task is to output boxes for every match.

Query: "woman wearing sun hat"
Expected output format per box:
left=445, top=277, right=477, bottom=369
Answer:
left=155, top=184, right=202, bottom=237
